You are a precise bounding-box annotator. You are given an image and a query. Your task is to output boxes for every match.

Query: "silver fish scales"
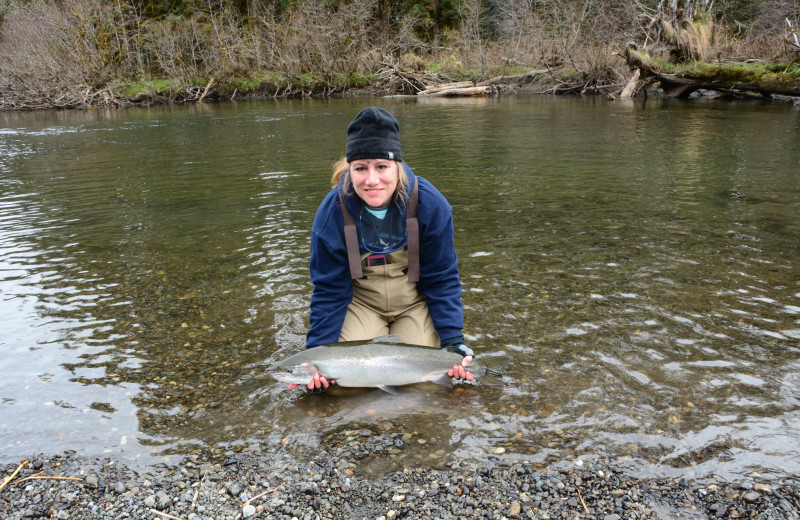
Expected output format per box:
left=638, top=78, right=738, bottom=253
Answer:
left=272, top=335, right=502, bottom=391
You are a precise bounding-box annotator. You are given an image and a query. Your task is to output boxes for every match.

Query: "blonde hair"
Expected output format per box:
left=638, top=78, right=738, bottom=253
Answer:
left=331, top=157, right=410, bottom=205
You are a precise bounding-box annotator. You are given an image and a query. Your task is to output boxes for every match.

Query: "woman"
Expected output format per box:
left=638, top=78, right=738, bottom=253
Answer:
left=296, top=107, right=472, bottom=391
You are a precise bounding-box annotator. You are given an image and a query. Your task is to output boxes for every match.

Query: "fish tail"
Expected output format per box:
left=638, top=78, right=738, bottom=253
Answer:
left=475, top=354, right=510, bottom=386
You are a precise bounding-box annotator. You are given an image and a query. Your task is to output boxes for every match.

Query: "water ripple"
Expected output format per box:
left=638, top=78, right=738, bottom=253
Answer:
left=1, top=99, right=799, bottom=479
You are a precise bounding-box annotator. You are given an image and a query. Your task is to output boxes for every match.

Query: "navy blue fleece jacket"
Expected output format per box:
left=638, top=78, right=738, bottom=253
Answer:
left=306, top=165, right=463, bottom=348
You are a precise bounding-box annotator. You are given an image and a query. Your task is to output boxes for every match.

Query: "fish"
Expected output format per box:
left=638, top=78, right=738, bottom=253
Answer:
left=272, top=334, right=506, bottom=392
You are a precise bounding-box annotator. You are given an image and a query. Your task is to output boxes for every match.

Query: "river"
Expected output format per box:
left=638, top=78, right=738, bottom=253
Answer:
left=1, top=96, right=798, bottom=482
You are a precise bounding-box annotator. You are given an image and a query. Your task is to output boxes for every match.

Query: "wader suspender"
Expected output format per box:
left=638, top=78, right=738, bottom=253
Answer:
left=339, top=177, right=419, bottom=282
left=406, top=179, right=420, bottom=282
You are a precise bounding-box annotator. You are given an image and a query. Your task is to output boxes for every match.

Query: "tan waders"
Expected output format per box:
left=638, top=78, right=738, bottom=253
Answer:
left=338, top=178, right=436, bottom=346
left=339, top=248, right=438, bottom=347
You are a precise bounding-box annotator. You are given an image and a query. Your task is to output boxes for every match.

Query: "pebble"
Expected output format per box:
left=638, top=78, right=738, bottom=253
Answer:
left=743, top=491, right=761, bottom=503
left=754, top=483, right=772, bottom=493
left=0, top=450, right=797, bottom=520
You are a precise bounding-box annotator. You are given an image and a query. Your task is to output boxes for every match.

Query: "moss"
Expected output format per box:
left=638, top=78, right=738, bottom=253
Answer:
left=680, top=62, right=800, bottom=89
left=494, top=66, right=530, bottom=76
left=625, top=49, right=800, bottom=93
left=756, top=68, right=800, bottom=90
left=426, top=55, right=465, bottom=76
left=558, top=68, right=581, bottom=81
left=650, top=56, right=677, bottom=73
left=330, top=72, right=374, bottom=88
left=221, top=76, right=264, bottom=92
left=293, top=73, right=318, bottom=88
left=117, top=81, right=150, bottom=98
left=424, top=59, right=483, bottom=82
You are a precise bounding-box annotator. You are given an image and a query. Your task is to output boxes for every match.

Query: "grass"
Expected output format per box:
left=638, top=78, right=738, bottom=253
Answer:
left=424, top=55, right=483, bottom=81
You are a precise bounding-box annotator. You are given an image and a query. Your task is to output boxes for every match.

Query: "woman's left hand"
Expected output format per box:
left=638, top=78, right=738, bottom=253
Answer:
left=448, top=351, right=474, bottom=381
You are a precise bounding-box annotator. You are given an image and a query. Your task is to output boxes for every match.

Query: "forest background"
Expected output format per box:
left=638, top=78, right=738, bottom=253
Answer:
left=0, top=0, right=799, bottom=109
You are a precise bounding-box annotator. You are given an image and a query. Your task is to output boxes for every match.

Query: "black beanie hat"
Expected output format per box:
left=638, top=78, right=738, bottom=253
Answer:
left=346, top=107, right=403, bottom=162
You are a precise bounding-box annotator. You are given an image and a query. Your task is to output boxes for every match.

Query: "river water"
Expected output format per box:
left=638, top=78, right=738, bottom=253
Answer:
left=1, top=97, right=798, bottom=481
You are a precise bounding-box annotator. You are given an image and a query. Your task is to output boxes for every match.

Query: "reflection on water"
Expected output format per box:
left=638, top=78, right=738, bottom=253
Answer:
left=1, top=98, right=799, bottom=481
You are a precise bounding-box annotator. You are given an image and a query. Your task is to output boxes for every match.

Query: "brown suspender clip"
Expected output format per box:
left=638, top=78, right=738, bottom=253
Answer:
left=339, top=177, right=419, bottom=282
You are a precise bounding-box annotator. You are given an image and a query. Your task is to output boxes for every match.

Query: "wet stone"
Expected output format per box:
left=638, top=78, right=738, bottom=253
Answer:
left=743, top=492, right=761, bottom=503
left=753, top=483, right=772, bottom=494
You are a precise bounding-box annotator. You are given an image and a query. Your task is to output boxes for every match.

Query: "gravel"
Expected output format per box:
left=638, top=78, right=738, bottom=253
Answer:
left=2, top=446, right=798, bottom=520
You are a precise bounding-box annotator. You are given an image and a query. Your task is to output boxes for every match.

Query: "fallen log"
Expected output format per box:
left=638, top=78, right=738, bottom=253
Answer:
left=622, top=46, right=800, bottom=98
left=620, top=69, right=641, bottom=98
left=419, top=81, right=473, bottom=95
left=476, top=70, right=548, bottom=86
left=421, top=86, right=493, bottom=97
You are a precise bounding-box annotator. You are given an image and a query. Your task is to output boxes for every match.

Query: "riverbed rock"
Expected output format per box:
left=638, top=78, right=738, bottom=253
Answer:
left=0, top=451, right=798, bottom=520
left=743, top=491, right=761, bottom=503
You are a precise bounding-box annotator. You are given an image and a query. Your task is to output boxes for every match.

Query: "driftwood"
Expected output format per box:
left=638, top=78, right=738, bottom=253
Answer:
left=620, top=69, right=641, bottom=98
left=420, top=85, right=493, bottom=97
left=418, top=81, right=473, bottom=95
left=379, top=64, right=547, bottom=97
left=199, top=76, right=215, bottom=102
left=414, top=69, right=548, bottom=97
left=0, top=460, right=28, bottom=492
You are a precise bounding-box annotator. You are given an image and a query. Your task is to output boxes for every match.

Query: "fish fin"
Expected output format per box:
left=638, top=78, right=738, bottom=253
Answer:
left=429, top=374, right=453, bottom=386
left=377, top=385, right=400, bottom=394
left=371, top=334, right=405, bottom=345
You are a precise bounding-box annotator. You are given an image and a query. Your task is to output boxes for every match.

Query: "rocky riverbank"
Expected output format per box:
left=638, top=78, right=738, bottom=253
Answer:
left=2, top=440, right=798, bottom=520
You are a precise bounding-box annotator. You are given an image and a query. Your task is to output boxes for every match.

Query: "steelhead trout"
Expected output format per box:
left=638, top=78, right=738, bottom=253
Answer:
left=273, top=335, right=505, bottom=391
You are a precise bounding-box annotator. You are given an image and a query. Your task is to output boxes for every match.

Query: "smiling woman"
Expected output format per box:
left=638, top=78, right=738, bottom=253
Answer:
left=300, top=107, right=474, bottom=392
left=350, top=159, right=399, bottom=208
